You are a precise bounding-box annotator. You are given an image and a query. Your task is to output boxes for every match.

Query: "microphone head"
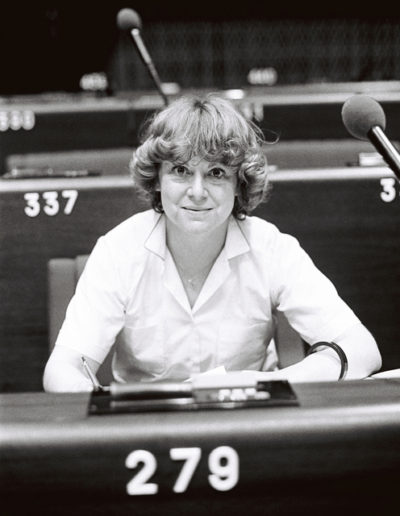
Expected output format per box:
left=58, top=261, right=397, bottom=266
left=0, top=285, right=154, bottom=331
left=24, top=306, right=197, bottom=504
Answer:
left=116, top=8, right=142, bottom=31
left=341, top=94, right=386, bottom=141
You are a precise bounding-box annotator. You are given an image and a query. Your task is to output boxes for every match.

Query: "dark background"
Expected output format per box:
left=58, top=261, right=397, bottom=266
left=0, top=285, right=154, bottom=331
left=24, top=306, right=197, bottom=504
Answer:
left=1, top=2, right=399, bottom=95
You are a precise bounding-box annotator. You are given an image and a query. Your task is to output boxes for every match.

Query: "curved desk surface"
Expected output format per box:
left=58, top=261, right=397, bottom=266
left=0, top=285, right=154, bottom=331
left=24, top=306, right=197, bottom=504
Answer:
left=1, top=379, right=400, bottom=516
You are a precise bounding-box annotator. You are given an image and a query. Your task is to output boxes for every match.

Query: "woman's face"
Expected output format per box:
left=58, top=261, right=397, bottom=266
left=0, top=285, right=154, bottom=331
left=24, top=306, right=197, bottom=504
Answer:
left=158, top=156, right=237, bottom=236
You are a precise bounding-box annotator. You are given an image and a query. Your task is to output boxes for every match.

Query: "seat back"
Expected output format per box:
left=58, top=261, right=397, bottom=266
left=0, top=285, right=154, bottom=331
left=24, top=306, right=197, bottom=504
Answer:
left=47, top=257, right=306, bottom=385
left=48, top=255, right=88, bottom=349
left=47, top=255, right=114, bottom=385
left=275, top=311, right=307, bottom=368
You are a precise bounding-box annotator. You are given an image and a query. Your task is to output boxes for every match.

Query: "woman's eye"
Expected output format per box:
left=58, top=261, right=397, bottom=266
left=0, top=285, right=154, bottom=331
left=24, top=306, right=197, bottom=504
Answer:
left=209, top=168, right=226, bottom=179
left=172, top=165, right=188, bottom=176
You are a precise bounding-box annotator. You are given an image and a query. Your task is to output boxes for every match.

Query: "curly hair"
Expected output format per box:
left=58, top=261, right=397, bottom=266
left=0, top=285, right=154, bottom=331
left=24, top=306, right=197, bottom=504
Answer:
left=130, top=94, right=272, bottom=218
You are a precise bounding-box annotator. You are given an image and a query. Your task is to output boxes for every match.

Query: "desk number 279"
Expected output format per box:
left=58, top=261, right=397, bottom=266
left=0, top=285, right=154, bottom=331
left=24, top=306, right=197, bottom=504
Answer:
left=125, top=446, right=239, bottom=495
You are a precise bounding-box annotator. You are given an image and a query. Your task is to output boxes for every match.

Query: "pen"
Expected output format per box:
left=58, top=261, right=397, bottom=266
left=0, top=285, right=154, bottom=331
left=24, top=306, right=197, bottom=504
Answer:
left=81, top=356, right=102, bottom=391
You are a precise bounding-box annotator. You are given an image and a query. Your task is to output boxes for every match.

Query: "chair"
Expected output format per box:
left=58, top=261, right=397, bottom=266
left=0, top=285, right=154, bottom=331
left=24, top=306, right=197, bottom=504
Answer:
left=47, top=255, right=89, bottom=350
left=47, top=256, right=306, bottom=384
left=274, top=311, right=307, bottom=368
left=47, top=255, right=114, bottom=385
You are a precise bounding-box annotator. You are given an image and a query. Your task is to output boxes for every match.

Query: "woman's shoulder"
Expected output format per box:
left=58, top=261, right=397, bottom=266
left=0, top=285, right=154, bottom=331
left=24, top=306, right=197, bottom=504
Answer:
left=90, top=209, right=162, bottom=270
left=103, top=209, right=160, bottom=245
left=238, top=214, right=303, bottom=258
left=238, top=214, right=290, bottom=243
left=240, top=214, right=277, bottom=232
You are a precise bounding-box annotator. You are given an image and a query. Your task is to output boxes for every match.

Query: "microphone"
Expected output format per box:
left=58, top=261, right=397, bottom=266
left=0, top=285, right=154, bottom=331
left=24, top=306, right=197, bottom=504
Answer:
left=116, top=8, right=169, bottom=106
left=341, top=94, right=400, bottom=181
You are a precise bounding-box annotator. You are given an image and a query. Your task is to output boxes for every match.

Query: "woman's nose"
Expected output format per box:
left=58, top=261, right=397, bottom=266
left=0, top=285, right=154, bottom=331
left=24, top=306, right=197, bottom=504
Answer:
left=188, top=173, right=208, bottom=199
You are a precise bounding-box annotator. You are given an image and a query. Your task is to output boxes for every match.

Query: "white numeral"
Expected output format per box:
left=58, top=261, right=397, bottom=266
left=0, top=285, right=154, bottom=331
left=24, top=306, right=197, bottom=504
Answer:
left=170, top=447, right=202, bottom=493
left=62, top=189, right=78, bottom=214
left=125, top=449, right=158, bottom=495
left=24, top=192, right=41, bottom=217
left=208, top=446, right=239, bottom=491
left=380, top=177, right=397, bottom=203
left=22, top=110, right=35, bottom=130
left=126, top=446, right=239, bottom=496
left=42, top=191, right=59, bottom=216
left=0, top=110, right=35, bottom=131
left=23, top=190, right=78, bottom=217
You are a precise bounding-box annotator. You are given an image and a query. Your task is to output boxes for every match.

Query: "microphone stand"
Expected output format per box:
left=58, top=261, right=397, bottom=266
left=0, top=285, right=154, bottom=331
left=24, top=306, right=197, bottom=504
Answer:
left=368, top=126, right=400, bottom=182
left=130, top=28, right=169, bottom=107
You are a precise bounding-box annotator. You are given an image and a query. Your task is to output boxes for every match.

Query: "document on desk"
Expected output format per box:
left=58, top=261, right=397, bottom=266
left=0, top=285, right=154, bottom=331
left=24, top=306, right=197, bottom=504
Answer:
left=367, top=368, right=400, bottom=379
left=88, top=368, right=299, bottom=415
left=185, top=365, right=227, bottom=382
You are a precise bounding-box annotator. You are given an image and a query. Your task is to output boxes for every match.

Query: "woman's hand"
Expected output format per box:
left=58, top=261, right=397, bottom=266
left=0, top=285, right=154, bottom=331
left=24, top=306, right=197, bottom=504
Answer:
left=43, top=346, right=100, bottom=392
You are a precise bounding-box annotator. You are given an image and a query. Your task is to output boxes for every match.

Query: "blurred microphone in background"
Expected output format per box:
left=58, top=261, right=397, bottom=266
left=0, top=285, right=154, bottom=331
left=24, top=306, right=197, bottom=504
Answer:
left=342, top=94, right=400, bottom=182
left=116, top=7, right=169, bottom=106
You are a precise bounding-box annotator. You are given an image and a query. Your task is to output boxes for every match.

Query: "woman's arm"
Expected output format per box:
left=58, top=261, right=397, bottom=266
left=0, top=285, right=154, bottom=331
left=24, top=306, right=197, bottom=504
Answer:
left=259, top=323, right=382, bottom=383
left=43, top=236, right=126, bottom=392
left=43, top=346, right=101, bottom=392
left=267, top=232, right=382, bottom=383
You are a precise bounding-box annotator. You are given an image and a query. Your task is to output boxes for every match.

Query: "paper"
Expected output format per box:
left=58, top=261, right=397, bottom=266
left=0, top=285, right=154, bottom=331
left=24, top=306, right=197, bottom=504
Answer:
left=368, top=368, right=400, bottom=379
left=185, top=366, right=227, bottom=382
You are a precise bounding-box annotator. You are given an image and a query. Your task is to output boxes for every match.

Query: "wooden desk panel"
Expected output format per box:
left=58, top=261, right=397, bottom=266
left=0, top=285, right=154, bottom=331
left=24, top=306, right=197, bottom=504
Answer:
left=1, top=381, right=400, bottom=516
left=256, top=168, right=400, bottom=372
left=0, top=176, right=141, bottom=392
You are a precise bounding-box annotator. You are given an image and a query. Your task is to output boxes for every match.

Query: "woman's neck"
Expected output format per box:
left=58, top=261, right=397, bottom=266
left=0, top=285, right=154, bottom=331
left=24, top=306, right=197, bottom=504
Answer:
left=166, top=219, right=229, bottom=308
left=166, top=219, right=229, bottom=274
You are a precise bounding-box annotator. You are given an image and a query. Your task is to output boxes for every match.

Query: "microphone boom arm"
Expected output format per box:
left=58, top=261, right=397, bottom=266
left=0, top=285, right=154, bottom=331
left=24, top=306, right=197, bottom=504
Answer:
left=369, top=126, right=400, bottom=181
left=130, top=28, right=169, bottom=106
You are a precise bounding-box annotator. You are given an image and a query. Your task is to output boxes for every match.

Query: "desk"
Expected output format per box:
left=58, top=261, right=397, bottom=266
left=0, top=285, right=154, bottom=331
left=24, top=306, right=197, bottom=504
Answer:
left=2, top=86, right=400, bottom=174
left=1, top=380, right=400, bottom=515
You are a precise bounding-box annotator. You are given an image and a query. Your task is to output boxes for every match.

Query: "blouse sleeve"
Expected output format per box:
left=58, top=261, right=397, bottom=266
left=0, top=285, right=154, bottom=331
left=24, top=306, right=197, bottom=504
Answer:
left=269, top=232, right=361, bottom=344
left=54, top=236, right=126, bottom=363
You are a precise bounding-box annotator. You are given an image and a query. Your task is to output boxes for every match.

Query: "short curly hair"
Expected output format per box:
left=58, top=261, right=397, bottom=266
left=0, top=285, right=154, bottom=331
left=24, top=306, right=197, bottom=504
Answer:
left=130, top=94, right=271, bottom=218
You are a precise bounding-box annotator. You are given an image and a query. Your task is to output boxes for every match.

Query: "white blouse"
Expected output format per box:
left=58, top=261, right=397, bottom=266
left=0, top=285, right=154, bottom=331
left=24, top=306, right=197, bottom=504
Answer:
left=55, top=209, right=360, bottom=382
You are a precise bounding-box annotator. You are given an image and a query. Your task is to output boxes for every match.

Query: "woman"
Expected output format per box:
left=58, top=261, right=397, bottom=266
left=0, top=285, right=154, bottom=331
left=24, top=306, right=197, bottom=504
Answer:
left=43, top=94, right=381, bottom=392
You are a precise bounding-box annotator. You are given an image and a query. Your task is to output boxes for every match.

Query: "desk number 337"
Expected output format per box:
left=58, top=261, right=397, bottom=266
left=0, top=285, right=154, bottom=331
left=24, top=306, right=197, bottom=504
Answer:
left=125, top=446, right=239, bottom=495
left=23, top=190, right=78, bottom=217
